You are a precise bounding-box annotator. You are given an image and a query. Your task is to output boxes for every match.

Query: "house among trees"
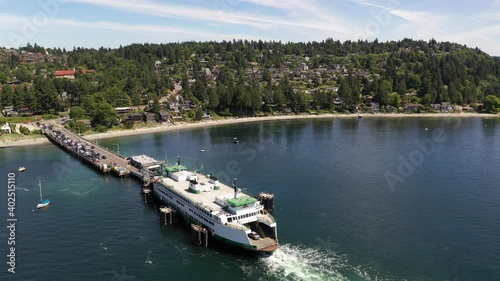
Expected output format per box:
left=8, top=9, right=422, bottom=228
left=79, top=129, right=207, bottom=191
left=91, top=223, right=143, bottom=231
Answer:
left=1, top=106, right=18, bottom=116
left=369, top=102, right=380, bottom=111
left=55, top=69, right=96, bottom=79
left=115, top=107, right=132, bottom=114
left=18, top=106, right=33, bottom=116
left=1, top=123, right=12, bottom=134
left=404, top=103, right=424, bottom=112
left=126, top=113, right=143, bottom=122
left=159, top=111, right=169, bottom=122
left=431, top=102, right=453, bottom=112
left=144, top=112, right=156, bottom=123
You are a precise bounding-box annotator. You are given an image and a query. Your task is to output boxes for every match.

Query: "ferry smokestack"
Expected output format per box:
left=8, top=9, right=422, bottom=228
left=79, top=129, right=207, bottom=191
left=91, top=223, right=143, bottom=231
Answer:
left=233, top=178, right=237, bottom=199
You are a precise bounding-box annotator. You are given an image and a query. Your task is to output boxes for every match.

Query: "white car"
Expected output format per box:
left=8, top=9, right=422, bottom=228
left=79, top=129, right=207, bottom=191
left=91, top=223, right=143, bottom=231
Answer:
left=249, top=231, right=261, bottom=240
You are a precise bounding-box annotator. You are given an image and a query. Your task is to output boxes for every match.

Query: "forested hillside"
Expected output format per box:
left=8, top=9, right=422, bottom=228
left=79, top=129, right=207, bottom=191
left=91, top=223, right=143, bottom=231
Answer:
left=1, top=38, right=499, bottom=128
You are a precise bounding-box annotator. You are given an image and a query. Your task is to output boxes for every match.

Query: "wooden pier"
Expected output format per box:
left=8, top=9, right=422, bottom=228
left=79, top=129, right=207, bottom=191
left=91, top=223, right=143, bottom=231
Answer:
left=42, top=122, right=163, bottom=182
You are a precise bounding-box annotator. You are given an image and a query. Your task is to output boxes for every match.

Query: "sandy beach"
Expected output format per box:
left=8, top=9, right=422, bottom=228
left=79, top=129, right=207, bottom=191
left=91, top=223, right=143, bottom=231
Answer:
left=1, top=112, right=497, bottom=148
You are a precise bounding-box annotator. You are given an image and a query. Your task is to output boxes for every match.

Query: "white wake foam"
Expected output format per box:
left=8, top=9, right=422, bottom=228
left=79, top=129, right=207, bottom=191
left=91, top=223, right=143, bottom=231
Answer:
left=257, top=244, right=349, bottom=281
left=251, top=244, right=393, bottom=281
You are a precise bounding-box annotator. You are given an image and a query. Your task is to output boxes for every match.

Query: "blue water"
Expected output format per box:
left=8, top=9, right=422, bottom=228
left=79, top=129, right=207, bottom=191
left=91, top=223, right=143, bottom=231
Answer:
left=1, top=117, right=500, bottom=281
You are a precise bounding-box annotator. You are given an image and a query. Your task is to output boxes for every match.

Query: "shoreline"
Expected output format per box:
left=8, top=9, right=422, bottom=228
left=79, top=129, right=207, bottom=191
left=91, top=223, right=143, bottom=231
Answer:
left=1, top=112, right=498, bottom=148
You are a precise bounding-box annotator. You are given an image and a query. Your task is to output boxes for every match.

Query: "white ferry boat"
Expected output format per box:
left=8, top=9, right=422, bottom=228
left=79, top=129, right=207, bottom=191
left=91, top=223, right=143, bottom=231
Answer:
left=153, top=158, right=279, bottom=253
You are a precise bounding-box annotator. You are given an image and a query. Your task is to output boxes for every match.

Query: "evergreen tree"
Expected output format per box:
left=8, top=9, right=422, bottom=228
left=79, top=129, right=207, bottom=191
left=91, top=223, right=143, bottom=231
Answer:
left=338, top=78, right=353, bottom=104
left=207, top=87, right=219, bottom=111
left=13, top=86, right=26, bottom=109
left=1, top=85, right=14, bottom=108
left=397, top=80, right=407, bottom=95
left=35, top=78, right=61, bottom=113
left=374, top=80, right=391, bottom=106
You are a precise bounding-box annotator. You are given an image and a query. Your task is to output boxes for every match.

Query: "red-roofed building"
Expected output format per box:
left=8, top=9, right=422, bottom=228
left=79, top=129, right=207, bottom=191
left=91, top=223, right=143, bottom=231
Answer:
left=55, top=69, right=96, bottom=79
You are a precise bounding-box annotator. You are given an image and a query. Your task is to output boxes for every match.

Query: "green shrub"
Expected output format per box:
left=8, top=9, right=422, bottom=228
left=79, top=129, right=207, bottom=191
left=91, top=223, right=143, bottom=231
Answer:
left=218, top=108, right=232, bottom=116
left=95, top=125, right=108, bottom=132
left=65, top=120, right=89, bottom=134
left=19, top=126, right=31, bottom=135
left=42, top=114, right=58, bottom=120
left=125, top=120, right=134, bottom=129
left=69, top=106, right=86, bottom=120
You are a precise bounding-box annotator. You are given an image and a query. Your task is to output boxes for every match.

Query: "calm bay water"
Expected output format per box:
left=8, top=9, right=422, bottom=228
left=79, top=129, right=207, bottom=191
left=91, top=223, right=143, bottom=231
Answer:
left=1, top=117, right=500, bottom=281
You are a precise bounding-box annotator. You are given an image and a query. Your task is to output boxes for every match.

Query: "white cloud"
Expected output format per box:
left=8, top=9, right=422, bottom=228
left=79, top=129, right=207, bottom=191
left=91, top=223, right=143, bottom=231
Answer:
left=441, top=24, right=500, bottom=55
left=1, top=0, right=498, bottom=55
left=389, top=9, right=435, bottom=24
left=350, top=0, right=399, bottom=11
left=0, top=13, right=271, bottom=47
left=61, top=0, right=352, bottom=37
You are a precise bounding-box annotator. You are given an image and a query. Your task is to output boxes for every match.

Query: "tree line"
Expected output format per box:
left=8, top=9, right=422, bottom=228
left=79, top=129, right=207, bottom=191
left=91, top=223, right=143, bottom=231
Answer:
left=1, top=38, right=500, bottom=129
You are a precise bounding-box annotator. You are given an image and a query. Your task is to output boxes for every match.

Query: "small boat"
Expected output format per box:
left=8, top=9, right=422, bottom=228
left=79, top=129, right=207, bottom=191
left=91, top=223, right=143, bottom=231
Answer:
left=232, top=137, right=239, bottom=144
left=200, top=149, right=206, bottom=153
left=36, top=180, right=50, bottom=209
left=18, top=166, right=26, bottom=172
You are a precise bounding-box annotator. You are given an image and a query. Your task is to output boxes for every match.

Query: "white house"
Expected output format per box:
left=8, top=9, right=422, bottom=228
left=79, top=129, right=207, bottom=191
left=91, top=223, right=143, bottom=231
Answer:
left=1, top=123, right=12, bottom=134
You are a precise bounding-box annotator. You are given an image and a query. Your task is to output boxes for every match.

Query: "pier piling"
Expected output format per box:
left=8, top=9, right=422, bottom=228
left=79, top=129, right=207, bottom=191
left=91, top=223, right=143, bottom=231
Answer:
left=259, top=192, right=275, bottom=212
left=191, top=224, right=208, bottom=247
left=159, top=206, right=174, bottom=225
left=142, top=187, right=153, bottom=204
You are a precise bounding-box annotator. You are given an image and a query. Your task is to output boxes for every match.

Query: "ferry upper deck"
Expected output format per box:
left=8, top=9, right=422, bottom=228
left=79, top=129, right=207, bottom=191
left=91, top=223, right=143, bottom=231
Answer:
left=157, top=167, right=261, bottom=216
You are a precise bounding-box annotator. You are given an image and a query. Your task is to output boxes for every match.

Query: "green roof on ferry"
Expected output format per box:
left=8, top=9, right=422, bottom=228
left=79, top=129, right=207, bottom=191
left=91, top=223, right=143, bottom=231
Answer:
left=227, top=196, right=258, bottom=208
left=164, top=165, right=188, bottom=172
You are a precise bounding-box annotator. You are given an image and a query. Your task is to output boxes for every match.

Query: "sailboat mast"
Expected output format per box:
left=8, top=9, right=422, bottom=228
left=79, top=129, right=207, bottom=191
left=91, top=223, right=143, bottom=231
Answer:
left=39, top=180, right=43, bottom=201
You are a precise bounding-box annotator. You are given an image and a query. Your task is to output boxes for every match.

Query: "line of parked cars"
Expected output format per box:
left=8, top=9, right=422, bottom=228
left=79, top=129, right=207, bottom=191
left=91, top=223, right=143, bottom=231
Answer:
left=49, top=130, right=107, bottom=163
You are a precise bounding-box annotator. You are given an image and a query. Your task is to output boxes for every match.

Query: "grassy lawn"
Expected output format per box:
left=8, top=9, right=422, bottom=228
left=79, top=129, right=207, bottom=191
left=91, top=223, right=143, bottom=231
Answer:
left=0, top=114, right=60, bottom=124
left=0, top=133, right=45, bottom=142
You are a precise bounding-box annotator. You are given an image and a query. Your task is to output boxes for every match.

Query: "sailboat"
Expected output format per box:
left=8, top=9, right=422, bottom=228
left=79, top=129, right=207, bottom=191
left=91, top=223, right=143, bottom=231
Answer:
left=37, top=180, right=50, bottom=209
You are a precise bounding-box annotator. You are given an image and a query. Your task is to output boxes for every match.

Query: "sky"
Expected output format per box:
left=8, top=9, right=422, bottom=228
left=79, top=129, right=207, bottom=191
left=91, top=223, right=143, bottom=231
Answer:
left=0, top=0, right=499, bottom=55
